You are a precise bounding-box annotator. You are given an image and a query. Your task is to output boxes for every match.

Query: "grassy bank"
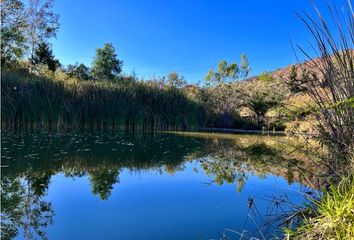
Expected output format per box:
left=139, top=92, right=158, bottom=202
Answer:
left=286, top=175, right=354, bottom=239
left=1, top=70, right=205, bottom=131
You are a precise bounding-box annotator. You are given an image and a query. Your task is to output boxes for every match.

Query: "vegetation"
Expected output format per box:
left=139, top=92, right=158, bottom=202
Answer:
left=0, top=0, right=27, bottom=68
left=294, top=6, right=354, bottom=169
left=205, top=54, right=250, bottom=86
left=1, top=69, right=204, bottom=131
left=1, top=0, right=350, bottom=137
left=26, top=0, right=60, bottom=67
left=0, top=0, right=303, bottom=133
left=282, top=1, right=354, bottom=239
left=65, top=62, right=90, bottom=80
left=1, top=0, right=354, bottom=238
left=91, top=43, right=123, bottom=80
left=286, top=175, right=354, bottom=240
left=31, top=42, right=60, bottom=72
left=0, top=131, right=324, bottom=239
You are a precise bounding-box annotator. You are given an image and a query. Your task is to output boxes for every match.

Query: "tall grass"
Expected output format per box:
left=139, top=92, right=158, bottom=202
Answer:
left=1, top=70, right=205, bottom=131
left=285, top=175, right=354, bottom=240
left=282, top=1, right=354, bottom=239
left=294, top=0, right=354, bottom=170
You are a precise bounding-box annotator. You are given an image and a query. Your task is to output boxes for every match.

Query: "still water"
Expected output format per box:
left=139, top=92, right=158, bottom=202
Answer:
left=1, top=131, right=322, bottom=240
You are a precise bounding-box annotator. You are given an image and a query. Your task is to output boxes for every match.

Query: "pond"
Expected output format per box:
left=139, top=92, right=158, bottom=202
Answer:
left=1, top=131, right=323, bottom=240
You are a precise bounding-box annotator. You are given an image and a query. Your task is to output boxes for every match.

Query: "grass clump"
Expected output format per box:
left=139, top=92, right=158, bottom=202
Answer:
left=286, top=175, right=354, bottom=240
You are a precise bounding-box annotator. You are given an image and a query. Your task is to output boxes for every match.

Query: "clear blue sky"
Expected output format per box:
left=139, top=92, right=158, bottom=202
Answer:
left=51, top=0, right=333, bottom=83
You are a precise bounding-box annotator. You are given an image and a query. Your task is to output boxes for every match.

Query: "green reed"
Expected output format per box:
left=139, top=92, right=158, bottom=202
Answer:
left=1, top=70, right=205, bottom=131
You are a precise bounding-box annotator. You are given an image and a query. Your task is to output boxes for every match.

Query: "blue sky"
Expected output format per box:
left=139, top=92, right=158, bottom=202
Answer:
left=51, top=0, right=333, bottom=83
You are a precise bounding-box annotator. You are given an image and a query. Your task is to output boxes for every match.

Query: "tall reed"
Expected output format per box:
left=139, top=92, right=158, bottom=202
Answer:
left=295, top=1, right=354, bottom=172
left=1, top=70, right=205, bottom=132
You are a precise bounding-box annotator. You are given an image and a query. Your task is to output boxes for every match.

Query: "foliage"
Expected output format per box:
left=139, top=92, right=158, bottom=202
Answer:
left=31, top=42, right=60, bottom=72
left=242, top=78, right=289, bottom=125
left=166, top=72, right=186, bottom=88
left=27, top=0, right=60, bottom=62
left=205, top=54, right=250, bottom=86
left=283, top=2, right=354, bottom=239
left=89, top=168, right=120, bottom=200
left=1, top=70, right=205, bottom=131
left=286, top=175, right=354, bottom=240
left=91, top=43, right=123, bottom=80
left=66, top=62, right=90, bottom=80
left=240, top=53, right=251, bottom=78
left=200, top=83, right=243, bottom=128
left=1, top=176, right=54, bottom=240
left=258, top=71, right=274, bottom=82
left=287, top=65, right=305, bottom=94
left=294, top=1, right=354, bottom=168
left=0, top=0, right=28, bottom=68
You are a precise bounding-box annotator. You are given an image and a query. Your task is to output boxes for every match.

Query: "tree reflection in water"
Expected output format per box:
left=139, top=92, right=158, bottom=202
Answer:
left=88, top=168, right=120, bottom=200
left=1, top=175, right=54, bottom=240
left=1, top=132, right=326, bottom=239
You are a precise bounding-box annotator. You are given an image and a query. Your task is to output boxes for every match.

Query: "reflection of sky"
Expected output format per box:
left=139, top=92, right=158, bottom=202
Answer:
left=42, top=162, right=305, bottom=240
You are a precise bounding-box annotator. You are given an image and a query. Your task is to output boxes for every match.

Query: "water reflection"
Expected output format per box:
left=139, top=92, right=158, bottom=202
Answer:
left=1, top=132, right=325, bottom=239
left=198, top=137, right=324, bottom=192
left=1, top=176, right=54, bottom=240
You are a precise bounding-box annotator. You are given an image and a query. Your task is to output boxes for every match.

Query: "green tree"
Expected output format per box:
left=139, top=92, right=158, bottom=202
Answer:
left=66, top=62, right=90, bottom=80
left=240, top=53, right=251, bottom=79
left=27, top=0, right=60, bottom=64
left=243, top=79, right=287, bottom=125
left=247, top=92, right=278, bottom=125
left=166, top=72, right=186, bottom=88
left=31, top=42, right=60, bottom=72
left=91, top=43, right=123, bottom=80
left=0, top=0, right=27, bottom=68
left=287, top=65, right=303, bottom=93
left=205, top=54, right=250, bottom=86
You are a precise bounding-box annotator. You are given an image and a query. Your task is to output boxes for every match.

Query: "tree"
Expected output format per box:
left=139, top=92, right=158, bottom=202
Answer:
left=166, top=72, right=186, bottom=88
left=243, top=79, right=288, bottom=126
left=247, top=92, right=278, bottom=125
left=27, top=0, right=60, bottom=64
left=91, top=43, right=123, bottom=80
left=205, top=54, right=250, bottom=86
left=287, top=65, right=303, bottom=93
left=258, top=71, right=275, bottom=82
left=1, top=0, right=27, bottom=68
left=201, top=83, right=243, bottom=127
left=240, top=53, right=251, bottom=79
left=31, top=42, right=60, bottom=71
left=66, top=62, right=90, bottom=80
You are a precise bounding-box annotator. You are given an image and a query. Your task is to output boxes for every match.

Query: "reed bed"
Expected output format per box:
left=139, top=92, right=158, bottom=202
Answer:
left=1, top=70, right=205, bottom=131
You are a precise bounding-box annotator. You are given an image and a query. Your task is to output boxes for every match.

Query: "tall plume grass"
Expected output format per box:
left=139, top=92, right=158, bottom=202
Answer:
left=294, top=0, right=354, bottom=173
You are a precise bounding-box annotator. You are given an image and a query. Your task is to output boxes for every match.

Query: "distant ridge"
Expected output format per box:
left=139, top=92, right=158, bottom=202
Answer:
left=249, top=49, right=354, bottom=82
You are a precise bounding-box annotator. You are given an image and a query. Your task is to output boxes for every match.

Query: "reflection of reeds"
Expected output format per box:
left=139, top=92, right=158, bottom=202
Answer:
left=1, top=71, right=205, bottom=131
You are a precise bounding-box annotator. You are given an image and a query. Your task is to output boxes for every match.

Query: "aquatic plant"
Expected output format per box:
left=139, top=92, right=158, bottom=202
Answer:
left=1, top=69, right=205, bottom=131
